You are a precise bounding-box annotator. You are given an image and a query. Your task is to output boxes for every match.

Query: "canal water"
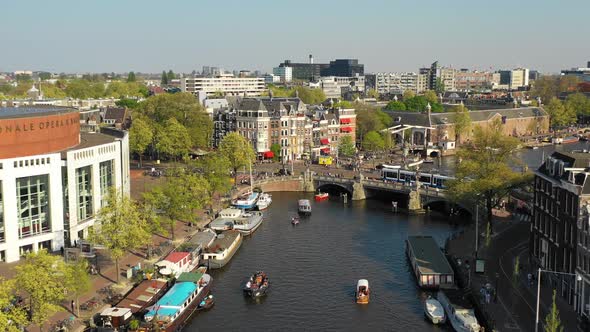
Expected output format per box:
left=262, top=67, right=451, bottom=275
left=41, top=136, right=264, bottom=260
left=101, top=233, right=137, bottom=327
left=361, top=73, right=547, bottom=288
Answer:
left=188, top=193, right=461, bottom=331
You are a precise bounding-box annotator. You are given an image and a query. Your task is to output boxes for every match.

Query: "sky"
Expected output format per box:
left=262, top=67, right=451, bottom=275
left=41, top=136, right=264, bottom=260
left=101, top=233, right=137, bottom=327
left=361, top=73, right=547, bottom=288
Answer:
left=1, top=0, right=589, bottom=74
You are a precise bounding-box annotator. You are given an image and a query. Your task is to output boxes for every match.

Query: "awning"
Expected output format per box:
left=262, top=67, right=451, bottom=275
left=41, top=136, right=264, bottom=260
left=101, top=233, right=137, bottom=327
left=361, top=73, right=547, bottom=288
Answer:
left=340, top=127, right=352, bottom=132
left=320, top=138, right=330, bottom=145
left=320, top=148, right=331, bottom=154
left=263, top=151, right=274, bottom=159
left=340, top=118, right=351, bottom=124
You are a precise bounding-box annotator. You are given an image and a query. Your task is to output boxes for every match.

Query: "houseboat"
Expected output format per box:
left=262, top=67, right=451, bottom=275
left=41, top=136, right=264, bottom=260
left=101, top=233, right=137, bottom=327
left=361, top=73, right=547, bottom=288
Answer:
left=406, top=236, right=454, bottom=289
left=314, top=192, right=329, bottom=202
left=202, top=230, right=243, bottom=269
left=144, top=276, right=212, bottom=332
left=99, top=307, right=132, bottom=330
left=355, top=279, right=370, bottom=304
left=115, top=279, right=169, bottom=315
left=155, top=252, right=195, bottom=277
left=437, top=290, right=481, bottom=332
left=256, top=192, right=272, bottom=210
left=182, top=229, right=217, bottom=265
left=209, top=208, right=244, bottom=231
left=210, top=211, right=264, bottom=235
left=243, top=271, right=270, bottom=298
left=298, top=199, right=312, bottom=215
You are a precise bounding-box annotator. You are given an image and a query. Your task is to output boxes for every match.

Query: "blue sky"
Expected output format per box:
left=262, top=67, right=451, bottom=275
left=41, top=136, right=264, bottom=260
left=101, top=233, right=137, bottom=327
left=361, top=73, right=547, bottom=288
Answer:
left=1, top=0, right=588, bottom=74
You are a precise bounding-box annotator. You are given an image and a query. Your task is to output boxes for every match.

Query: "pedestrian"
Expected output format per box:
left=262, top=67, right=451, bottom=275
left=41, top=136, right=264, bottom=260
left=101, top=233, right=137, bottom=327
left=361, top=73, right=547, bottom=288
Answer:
left=485, top=292, right=491, bottom=304
left=60, top=246, right=64, bottom=256
left=71, top=300, right=75, bottom=313
left=527, top=273, right=533, bottom=287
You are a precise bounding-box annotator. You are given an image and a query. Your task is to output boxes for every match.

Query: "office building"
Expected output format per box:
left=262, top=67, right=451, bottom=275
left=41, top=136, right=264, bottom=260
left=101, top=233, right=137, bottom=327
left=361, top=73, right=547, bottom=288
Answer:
left=497, top=68, right=530, bottom=90
left=181, top=75, right=265, bottom=97
left=272, top=66, right=293, bottom=83
left=454, top=70, right=494, bottom=91
left=278, top=56, right=364, bottom=81
left=0, top=106, right=130, bottom=262
left=562, top=62, right=590, bottom=82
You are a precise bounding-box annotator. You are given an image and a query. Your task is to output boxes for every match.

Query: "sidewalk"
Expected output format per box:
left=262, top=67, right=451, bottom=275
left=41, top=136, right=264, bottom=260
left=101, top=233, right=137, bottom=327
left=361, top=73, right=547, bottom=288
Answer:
left=446, top=211, right=579, bottom=331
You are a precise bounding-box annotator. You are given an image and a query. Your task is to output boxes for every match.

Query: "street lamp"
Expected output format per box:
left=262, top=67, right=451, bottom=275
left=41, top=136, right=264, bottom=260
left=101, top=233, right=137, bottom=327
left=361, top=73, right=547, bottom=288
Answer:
left=534, top=268, right=583, bottom=332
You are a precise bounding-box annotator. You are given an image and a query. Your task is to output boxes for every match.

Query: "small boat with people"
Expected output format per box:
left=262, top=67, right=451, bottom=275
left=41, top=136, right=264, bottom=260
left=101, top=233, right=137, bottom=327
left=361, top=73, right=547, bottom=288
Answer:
left=314, top=192, right=329, bottom=202
left=355, top=279, right=370, bottom=304
left=291, top=217, right=300, bottom=225
left=197, top=294, right=215, bottom=311
left=298, top=199, right=312, bottom=215
left=243, top=271, right=270, bottom=298
left=424, top=295, right=446, bottom=325
left=437, top=290, right=480, bottom=332
left=256, top=192, right=273, bottom=210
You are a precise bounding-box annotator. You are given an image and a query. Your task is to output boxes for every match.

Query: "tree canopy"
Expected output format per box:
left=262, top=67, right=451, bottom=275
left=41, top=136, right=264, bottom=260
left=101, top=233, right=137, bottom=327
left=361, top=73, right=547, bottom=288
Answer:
left=0, top=277, right=27, bottom=332
left=362, top=131, right=385, bottom=151
left=264, top=86, right=326, bottom=105
left=529, top=75, right=580, bottom=104
left=565, top=92, right=590, bottom=116
left=218, top=132, right=256, bottom=182
left=356, top=103, right=392, bottom=140
left=155, top=118, right=192, bottom=160
left=129, top=116, right=154, bottom=166
left=452, top=104, right=472, bottom=142
left=194, top=152, right=233, bottom=198
left=544, top=290, right=564, bottom=332
left=338, top=135, right=356, bottom=157
left=385, top=100, right=406, bottom=111
left=545, top=97, right=576, bottom=128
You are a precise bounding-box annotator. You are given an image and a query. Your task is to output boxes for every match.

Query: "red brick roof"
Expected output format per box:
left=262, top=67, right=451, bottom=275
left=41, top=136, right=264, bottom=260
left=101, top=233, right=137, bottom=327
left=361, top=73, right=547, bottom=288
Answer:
left=165, top=252, right=190, bottom=264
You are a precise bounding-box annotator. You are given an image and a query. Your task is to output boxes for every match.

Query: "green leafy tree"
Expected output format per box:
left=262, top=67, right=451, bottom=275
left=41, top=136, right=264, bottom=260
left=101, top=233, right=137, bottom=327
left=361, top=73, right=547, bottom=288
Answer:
left=270, top=143, right=281, bottom=162
left=447, top=120, right=531, bottom=232
left=155, top=118, right=192, bottom=161
left=338, top=135, right=356, bottom=158
left=144, top=172, right=210, bottom=238
left=0, top=277, right=28, bottom=332
left=194, top=152, right=232, bottom=198
left=16, top=250, right=68, bottom=331
left=89, top=188, right=150, bottom=283
left=39, top=83, right=66, bottom=99
left=333, top=100, right=353, bottom=109
left=404, top=96, right=429, bottom=112
left=127, top=71, right=136, bottom=82
left=38, top=72, right=51, bottom=81
left=385, top=100, right=406, bottom=110
left=544, top=290, right=564, bottom=332
left=116, top=98, right=139, bottom=109
left=362, top=131, right=385, bottom=151
left=294, top=86, right=326, bottom=105
left=402, top=90, right=415, bottom=100
left=424, top=90, right=439, bottom=104
left=545, top=97, right=576, bottom=128
left=219, top=132, right=256, bottom=184
left=64, top=260, right=91, bottom=317
left=435, top=78, right=445, bottom=94
left=530, top=75, right=580, bottom=104
left=367, top=88, right=379, bottom=99
left=129, top=116, right=154, bottom=167
left=452, top=104, right=472, bottom=143
left=161, top=70, right=168, bottom=85
left=167, top=70, right=175, bottom=81
left=565, top=92, right=590, bottom=116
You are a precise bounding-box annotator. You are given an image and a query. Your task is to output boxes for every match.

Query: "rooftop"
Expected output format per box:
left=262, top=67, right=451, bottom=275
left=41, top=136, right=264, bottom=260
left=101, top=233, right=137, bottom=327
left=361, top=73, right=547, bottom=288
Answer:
left=165, top=252, right=191, bottom=264
left=60, top=131, right=118, bottom=159
left=145, top=282, right=197, bottom=318
left=116, top=279, right=168, bottom=314
left=0, top=106, right=77, bottom=119
left=407, top=236, right=454, bottom=275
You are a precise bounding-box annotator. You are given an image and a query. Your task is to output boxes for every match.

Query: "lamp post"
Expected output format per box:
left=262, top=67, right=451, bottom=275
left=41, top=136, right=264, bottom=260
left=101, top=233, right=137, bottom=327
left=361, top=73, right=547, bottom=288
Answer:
left=534, top=268, right=582, bottom=332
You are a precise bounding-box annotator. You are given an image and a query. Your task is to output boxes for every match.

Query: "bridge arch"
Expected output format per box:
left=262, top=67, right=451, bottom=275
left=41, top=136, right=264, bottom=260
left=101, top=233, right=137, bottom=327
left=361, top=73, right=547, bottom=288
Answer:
left=316, top=183, right=353, bottom=197
left=423, top=200, right=472, bottom=219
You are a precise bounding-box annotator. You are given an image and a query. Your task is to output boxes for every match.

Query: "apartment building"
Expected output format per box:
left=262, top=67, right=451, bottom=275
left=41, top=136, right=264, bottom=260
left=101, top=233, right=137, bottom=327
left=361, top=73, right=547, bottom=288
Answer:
left=181, top=74, right=265, bottom=97
left=454, top=70, right=494, bottom=91
left=497, top=68, right=530, bottom=90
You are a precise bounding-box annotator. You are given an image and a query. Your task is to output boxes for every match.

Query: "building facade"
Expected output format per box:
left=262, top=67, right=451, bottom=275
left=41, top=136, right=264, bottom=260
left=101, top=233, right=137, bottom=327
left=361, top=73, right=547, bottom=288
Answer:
left=278, top=56, right=364, bottom=81
left=272, top=66, right=293, bottom=83
left=0, top=107, right=130, bottom=263
left=454, top=70, right=494, bottom=91
left=181, top=75, right=265, bottom=97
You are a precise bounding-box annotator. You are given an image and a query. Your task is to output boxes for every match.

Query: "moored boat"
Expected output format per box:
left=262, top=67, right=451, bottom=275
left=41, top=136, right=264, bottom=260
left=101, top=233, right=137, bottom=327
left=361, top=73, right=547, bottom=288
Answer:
left=437, top=290, right=480, bottom=332
left=210, top=208, right=245, bottom=231
left=314, top=192, right=329, bottom=202
left=298, top=199, right=312, bottom=215
left=243, top=271, right=270, bottom=298
left=231, top=191, right=260, bottom=210
left=355, top=279, right=370, bottom=304
left=256, top=192, right=272, bottom=210
left=562, top=136, right=579, bottom=144
left=202, top=230, right=243, bottom=269
left=231, top=211, right=264, bottom=235
left=197, top=294, right=215, bottom=311
left=424, top=296, right=446, bottom=325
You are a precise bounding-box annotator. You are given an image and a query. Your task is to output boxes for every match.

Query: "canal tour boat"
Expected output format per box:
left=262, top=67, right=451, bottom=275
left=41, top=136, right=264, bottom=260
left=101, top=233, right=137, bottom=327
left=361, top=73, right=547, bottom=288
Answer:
left=314, top=192, right=329, bottom=202
left=231, top=191, right=260, bottom=209
left=243, top=271, right=270, bottom=298
left=437, top=290, right=480, bottom=332
left=424, top=296, right=446, bottom=325
left=298, top=199, right=312, bottom=215
left=144, top=276, right=212, bottom=332
left=355, top=279, right=370, bottom=304
left=256, top=192, right=272, bottom=210
left=202, top=230, right=243, bottom=269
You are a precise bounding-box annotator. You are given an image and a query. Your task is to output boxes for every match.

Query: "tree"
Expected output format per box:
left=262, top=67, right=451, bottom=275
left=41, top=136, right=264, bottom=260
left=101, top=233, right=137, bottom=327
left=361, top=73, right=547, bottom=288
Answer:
left=294, top=86, right=326, bottom=105
left=144, top=172, right=210, bottom=239
left=167, top=70, right=175, bottom=81
left=565, top=92, right=590, bottom=116
left=270, top=143, right=281, bottom=162
left=333, top=100, right=353, bottom=109
left=404, top=96, right=429, bottom=112
left=219, top=132, right=256, bottom=184
left=452, top=104, right=472, bottom=143
left=545, top=97, right=576, bottom=128
left=89, top=188, right=150, bottom=283
left=424, top=90, right=439, bottom=104
left=447, top=120, right=530, bottom=232
left=338, top=135, right=356, bottom=158
left=530, top=75, right=580, bottom=104
left=385, top=100, right=406, bottom=110
left=544, top=290, right=564, bottom=332
left=39, top=83, right=66, bottom=99
left=38, top=72, right=52, bottom=81
left=367, top=88, right=379, bottom=99
left=362, top=131, right=385, bottom=151
left=0, top=277, right=27, bottom=332
left=64, top=260, right=91, bottom=317
left=127, top=71, right=136, bottom=82
left=15, top=250, right=68, bottom=331
left=130, top=117, right=154, bottom=167
left=194, top=152, right=232, bottom=198
left=161, top=70, right=168, bottom=85
left=155, top=118, right=192, bottom=161
left=116, top=98, right=140, bottom=109
left=435, top=78, right=445, bottom=94
left=402, top=90, right=415, bottom=100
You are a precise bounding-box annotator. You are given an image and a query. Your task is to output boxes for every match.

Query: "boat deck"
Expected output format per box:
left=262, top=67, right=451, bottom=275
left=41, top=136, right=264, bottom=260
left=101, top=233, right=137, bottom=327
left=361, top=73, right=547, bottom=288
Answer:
left=205, top=230, right=241, bottom=253
left=116, top=279, right=168, bottom=314
left=406, top=236, right=453, bottom=275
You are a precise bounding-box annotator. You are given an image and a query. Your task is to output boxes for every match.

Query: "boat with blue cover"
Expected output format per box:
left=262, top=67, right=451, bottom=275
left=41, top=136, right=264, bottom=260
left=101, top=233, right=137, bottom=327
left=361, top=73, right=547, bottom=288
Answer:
left=144, top=274, right=211, bottom=332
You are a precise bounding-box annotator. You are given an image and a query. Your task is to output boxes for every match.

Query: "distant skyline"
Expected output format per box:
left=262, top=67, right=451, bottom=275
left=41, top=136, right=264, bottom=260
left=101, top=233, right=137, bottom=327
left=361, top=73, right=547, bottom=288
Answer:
left=1, top=0, right=589, bottom=74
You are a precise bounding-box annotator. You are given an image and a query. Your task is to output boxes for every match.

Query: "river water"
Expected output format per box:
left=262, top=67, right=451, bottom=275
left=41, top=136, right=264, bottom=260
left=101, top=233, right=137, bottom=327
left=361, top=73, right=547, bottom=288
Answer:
left=188, top=193, right=460, bottom=331
left=187, top=142, right=590, bottom=331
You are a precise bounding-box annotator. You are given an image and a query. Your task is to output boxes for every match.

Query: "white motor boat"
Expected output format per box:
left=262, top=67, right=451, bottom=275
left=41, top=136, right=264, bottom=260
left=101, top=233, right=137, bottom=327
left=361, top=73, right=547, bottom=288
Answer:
left=437, top=290, right=480, bottom=332
left=424, top=296, right=446, bottom=325
left=298, top=199, right=311, bottom=215
left=256, top=192, right=272, bottom=210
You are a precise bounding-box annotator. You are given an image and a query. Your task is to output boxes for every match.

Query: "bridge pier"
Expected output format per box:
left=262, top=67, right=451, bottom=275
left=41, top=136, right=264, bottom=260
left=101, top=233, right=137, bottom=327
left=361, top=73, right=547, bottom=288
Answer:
left=351, top=181, right=366, bottom=201
left=408, top=189, right=425, bottom=214
left=302, top=169, right=316, bottom=193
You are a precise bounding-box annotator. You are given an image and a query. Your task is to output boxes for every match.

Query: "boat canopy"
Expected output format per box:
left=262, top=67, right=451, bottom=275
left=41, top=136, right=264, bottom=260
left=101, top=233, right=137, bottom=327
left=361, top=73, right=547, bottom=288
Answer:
left=177, top=272, right=204, bottom=283
left=357, top=279, right=369, bottom=289
left=145, top=282, right=197, bottom=319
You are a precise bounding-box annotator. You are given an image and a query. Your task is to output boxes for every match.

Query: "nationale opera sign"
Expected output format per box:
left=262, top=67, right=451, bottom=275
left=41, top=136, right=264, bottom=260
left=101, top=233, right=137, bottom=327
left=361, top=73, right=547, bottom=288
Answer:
left=0, top=113, right=81, bottom=159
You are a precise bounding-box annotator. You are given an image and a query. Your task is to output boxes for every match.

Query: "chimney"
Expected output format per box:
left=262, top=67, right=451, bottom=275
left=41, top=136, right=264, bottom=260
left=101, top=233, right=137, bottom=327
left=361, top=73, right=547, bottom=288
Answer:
left=309, top=54, right=314, bottom=64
